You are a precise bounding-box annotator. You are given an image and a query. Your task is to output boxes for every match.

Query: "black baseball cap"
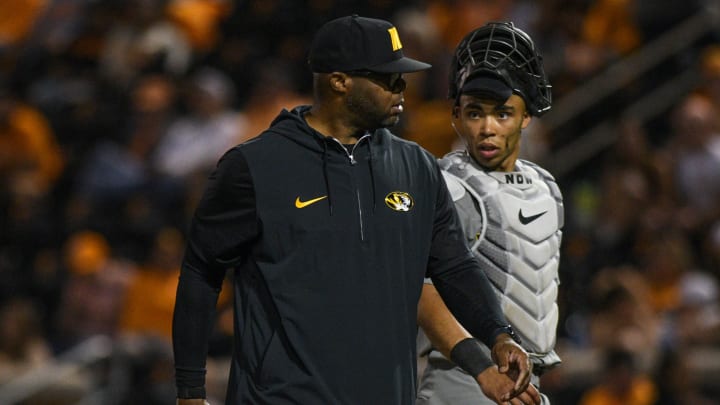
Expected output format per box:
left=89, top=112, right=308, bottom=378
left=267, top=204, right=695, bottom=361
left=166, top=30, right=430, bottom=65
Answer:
left=459, top=74, right=513, bottom=103
left=308, top=15, right=431, bottom=73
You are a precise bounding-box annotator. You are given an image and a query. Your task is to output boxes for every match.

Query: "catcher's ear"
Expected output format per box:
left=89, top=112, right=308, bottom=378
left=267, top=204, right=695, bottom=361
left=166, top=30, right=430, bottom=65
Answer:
left=450, top=112, right=463, bottom=140
left=521, top=111, right=532, bottom=129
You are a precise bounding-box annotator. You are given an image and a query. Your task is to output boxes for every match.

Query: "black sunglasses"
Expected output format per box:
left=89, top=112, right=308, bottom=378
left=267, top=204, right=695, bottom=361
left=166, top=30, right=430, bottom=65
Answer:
left=347, top=71, right=406, bottom=92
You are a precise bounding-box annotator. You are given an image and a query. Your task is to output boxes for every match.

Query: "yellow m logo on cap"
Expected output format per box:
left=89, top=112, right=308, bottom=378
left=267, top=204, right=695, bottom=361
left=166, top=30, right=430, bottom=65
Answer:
left=388, top=27, right=402, bottom=51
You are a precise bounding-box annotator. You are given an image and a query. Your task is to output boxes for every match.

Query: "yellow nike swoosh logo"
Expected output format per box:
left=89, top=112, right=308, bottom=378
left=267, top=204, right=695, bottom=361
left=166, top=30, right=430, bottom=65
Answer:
left=295, top=195, right=328, bottom=208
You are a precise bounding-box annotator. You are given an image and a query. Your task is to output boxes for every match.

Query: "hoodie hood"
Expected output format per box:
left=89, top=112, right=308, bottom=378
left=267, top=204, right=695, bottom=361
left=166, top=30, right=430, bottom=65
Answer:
left=267, top=105, right=328, bottom=153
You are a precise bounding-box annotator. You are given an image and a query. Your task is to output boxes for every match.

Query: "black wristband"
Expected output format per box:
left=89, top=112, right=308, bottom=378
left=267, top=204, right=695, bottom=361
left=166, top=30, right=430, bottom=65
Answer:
left=449, top=338, right=494, bottom=378
left=177, top=386, right=206, bottom=399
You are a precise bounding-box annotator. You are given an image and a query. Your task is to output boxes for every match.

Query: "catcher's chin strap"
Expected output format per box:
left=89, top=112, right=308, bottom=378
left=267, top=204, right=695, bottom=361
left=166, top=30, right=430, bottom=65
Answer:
left=450, top=111, right=469, bottom=151
left=450, top=118, right=475, bottom=166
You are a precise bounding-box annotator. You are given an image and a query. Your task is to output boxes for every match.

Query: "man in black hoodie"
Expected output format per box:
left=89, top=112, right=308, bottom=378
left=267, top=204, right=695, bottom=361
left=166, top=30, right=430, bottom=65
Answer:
left=173, top=15, right=532, bottom=405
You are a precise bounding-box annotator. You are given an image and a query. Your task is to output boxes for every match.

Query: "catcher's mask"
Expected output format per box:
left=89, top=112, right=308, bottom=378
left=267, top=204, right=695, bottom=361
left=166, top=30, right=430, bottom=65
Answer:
left=449, top=22, right=552, bottom=116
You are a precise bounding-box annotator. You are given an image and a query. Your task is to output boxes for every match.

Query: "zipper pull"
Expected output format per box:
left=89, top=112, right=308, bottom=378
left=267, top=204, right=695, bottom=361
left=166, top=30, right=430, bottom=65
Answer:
left=349, top=154, right=357, bottom=165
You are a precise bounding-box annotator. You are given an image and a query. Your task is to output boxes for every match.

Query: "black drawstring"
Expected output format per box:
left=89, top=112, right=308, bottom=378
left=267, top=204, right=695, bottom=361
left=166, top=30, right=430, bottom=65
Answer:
left=368, top=139, right=376, bottom=213
left=322, top=140, right=333, bottom=215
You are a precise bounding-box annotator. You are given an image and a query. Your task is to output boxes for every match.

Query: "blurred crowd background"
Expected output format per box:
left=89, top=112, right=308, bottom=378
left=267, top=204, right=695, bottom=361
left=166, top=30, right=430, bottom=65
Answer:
left=1, top=0, right=720, bottom=404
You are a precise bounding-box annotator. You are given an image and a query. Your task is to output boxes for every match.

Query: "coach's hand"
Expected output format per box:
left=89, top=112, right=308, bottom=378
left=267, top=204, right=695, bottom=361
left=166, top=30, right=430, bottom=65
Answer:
left=491, top=333, right=537, bottom=403
left=476, top=365, right=541, bottom=404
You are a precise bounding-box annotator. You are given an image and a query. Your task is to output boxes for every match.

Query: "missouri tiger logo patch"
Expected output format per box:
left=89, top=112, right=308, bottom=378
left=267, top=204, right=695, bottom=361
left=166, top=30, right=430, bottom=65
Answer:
left=385, top=191, right=414, bottom=212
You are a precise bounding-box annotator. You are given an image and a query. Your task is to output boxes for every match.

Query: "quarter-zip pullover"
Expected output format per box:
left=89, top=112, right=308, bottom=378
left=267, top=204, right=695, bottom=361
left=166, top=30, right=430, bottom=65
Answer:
left=173, top=106, right=509, bottom=404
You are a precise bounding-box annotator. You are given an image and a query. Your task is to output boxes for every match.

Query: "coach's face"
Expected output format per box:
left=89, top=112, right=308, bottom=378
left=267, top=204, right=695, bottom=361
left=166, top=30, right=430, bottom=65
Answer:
left=453, top=94, right=531, bottom=172
left=344, top=71, right=406, bottom=130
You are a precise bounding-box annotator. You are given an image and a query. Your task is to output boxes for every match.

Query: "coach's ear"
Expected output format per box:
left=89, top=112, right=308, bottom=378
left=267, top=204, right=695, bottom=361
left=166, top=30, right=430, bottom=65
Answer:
left=329, top=72, right=350, bottom=93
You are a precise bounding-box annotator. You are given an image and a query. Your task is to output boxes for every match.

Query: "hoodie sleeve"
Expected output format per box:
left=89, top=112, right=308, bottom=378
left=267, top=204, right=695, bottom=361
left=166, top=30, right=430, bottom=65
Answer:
left=173, top=147, right=258, bottom=397
left=426, top=163, right=509, bottom=348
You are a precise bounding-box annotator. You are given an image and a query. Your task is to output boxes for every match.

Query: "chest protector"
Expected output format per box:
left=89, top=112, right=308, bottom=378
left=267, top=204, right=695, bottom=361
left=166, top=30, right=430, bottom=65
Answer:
left=439, top=152, right=563, bottom=358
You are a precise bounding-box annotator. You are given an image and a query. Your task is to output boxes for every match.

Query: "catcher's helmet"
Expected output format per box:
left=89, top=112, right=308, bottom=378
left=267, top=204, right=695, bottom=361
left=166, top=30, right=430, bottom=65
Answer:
left=449, top=22, right=552, bottom=116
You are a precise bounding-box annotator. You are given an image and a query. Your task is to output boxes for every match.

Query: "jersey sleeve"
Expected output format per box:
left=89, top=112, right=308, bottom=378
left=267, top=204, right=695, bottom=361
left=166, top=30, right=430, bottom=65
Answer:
left=173, top=147, right=258, bottom=395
